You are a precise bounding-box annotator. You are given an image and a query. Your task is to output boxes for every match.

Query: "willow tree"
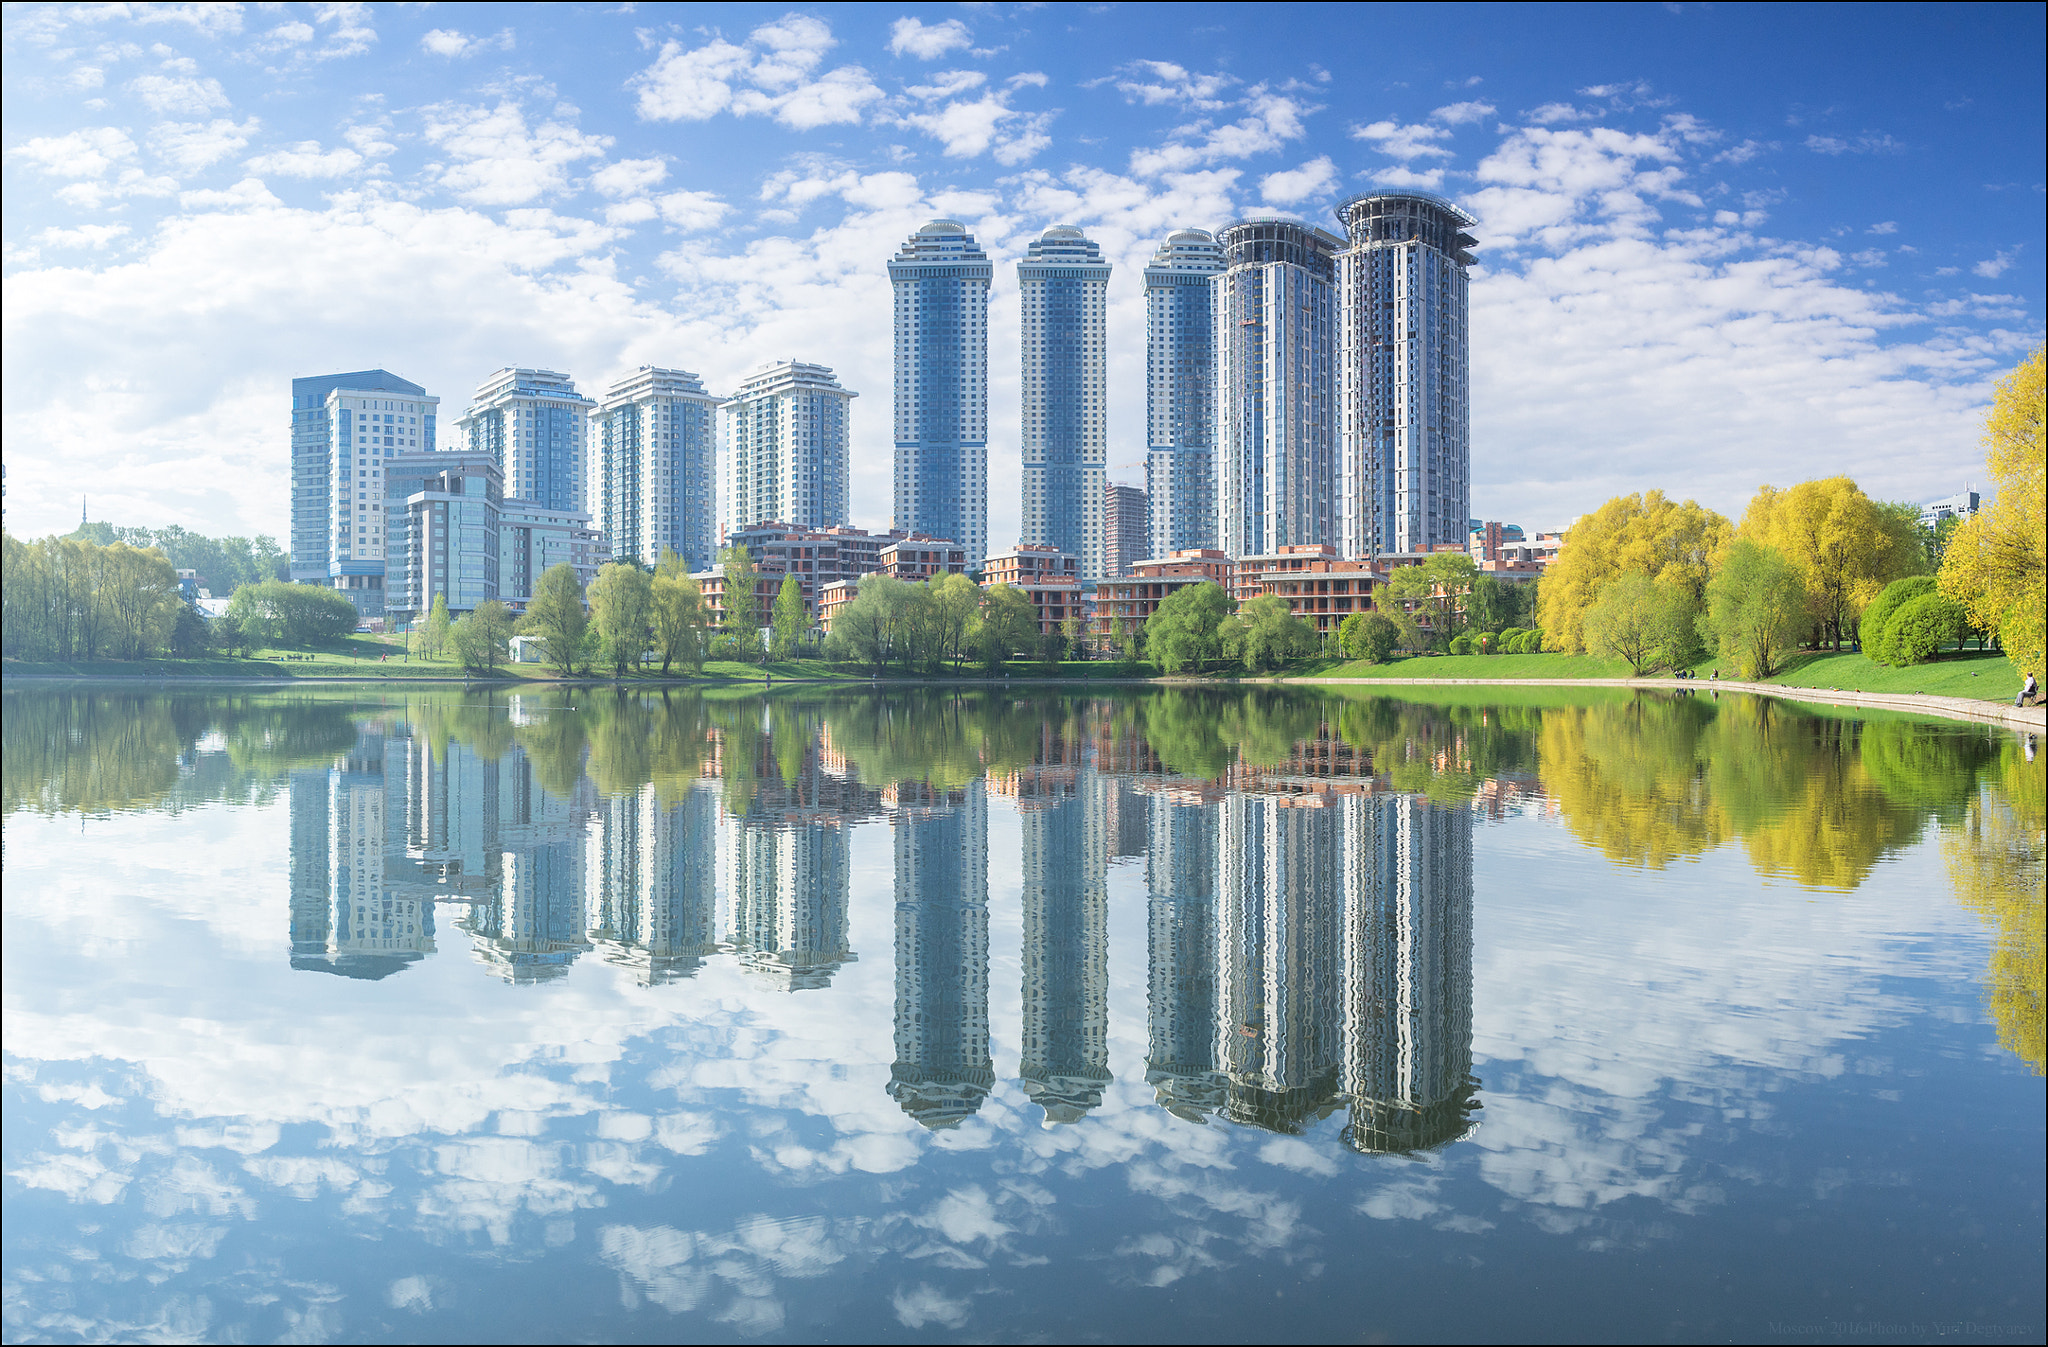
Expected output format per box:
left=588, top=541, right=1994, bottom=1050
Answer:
left=1737, top=475, right=1923, bottom=649
left=1940, top=347, right=2045, bottom=680
left=1536, top=492, right=1731, bottom=653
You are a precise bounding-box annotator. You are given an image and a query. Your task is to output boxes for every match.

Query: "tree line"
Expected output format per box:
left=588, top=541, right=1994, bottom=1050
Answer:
left=68, top=521, right=289, bottom=594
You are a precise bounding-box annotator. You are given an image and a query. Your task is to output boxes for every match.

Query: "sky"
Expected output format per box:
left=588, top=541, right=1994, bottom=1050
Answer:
left=2, top=1, right=2042, bottom=548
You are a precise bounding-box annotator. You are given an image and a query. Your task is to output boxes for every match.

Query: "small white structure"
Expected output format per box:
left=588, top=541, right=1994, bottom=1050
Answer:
left=508, top=635, right=547, bottom=664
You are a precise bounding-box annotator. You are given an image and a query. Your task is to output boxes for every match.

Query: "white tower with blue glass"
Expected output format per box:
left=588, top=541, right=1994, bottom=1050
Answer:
left=1143, top=229, right=1225, bottom=560
left=1019, top=225, right=1111, bottom=582
left=454, top=368, right=597, bottom=517
left=889, top=220, right=991, bottom=565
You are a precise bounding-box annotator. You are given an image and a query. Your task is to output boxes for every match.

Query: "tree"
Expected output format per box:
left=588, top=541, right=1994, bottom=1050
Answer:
left=415, top=593, right=452, bottom=660
left=720, top=545, right=761, bottom=661
left=1859, top=575, right=1939, bottom=666
left=1739, top=475, right=1924, bottom=650
left=1383, top=552, right=1479, bottom=648
left=1225, top=595, right=1317, bottom=672
left=929, top=573, right=982, bottom=672
left=211, top=609, right=252, bottom=658
left=226, top=579, right=358, bottom=649
left=1144, top=581, right=1232, bottom=674
left=1537, top=492, right=1734, bottom=653
left=772, top=574, right=806, bottom=660
left=1583, top=572, right=1699, bottom=674
left=1702, top=540, right=1807, bottom=679
left=973, top=584, right=1039, bottom=672
left=450, top=598, right=514, bottom=673
left=1940, top=347, right=2045, bottom=682
left=518, top=563, right=589, bottom=675
left=650, top=551, right=708, bottom=675
left=1888, top=591, right=1968, bottom=665
left=1347, top=612, right=1400, bottom=664
left=589, top=561, right=654, bottom=675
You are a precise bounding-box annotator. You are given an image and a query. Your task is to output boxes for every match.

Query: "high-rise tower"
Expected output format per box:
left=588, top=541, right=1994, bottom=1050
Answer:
left=1213, top=219, right=1340, bottom=559
left=1335, top=192, right=1476, bottom=556
left=289, top=370, right=437, bottom=614
left=1019, top=225, right=1111, bottom=582
left=887, top=783, right=994, bottom=1129
left=1143, top=229, right=1225, bottom=559
left=593, top=366, right=719, bottom=571
left=453, top=368, right=596, bottom=516
left=890, top=220, right=991, bottom=564
left=717, top=361, right=855, bottom=544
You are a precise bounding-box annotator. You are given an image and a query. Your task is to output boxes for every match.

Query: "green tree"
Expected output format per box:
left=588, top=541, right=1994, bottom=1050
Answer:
left=1939, top=347, right=2044, bottom=682
left=518, top=563, right=589, bottom=675
left=1584, top=572, right=1699, bottom=674
left=1384, top=552, right=1479, bottom=647
left=589, top=561, right=654, bottom=675
left=415, top=593, right=453, bottom=660
left=1225, top=595, right=1318, bottom=671
left=1703, top=540, right=1807, bottom=678
left=1144, top=581, right=1232, bottom=674
left=973, top=583, right=1039, bottom=672
left=772, top=574, right=807, bottom=660
left=929, top=573, right=982, bottom=671
left=720, top=545, right=762, bottom=661
left=1538, top=492, right=1733, bottom=653
left=650, top=550, right=708, bottom=675
left=450, top=598, right=514, bottom=673
left=1859, top=575, right=1939, bottom=666
left=1888, top=591, right=1968, bottom=664
left=1739, top=475, right=1924, bottom=649
left=1352, top=611, right=1400, bottom=663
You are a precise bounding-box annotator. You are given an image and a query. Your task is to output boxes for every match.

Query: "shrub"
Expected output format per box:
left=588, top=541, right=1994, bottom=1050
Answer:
left=1448, top=631, right=1475, bottom=655
left=1858, top=575, right=1938, bottom=666
left=1888, top=592, right=1968, bottom=665
left=1497, top=626, right=1526, bottom=653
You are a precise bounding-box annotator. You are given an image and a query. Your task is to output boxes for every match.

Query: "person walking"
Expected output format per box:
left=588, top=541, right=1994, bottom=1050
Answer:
left=2019, top=671, right=2038, bottom=709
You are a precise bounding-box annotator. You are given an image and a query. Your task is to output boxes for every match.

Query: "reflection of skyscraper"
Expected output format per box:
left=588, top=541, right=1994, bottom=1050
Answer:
left=435, top=742, right=592, bottom=985
left=887, top=783, right=994, bottom=1129
left=1018, top=778, right=1112, bottom=1123
left=1340, top=794, right=1478, bottom=1154
left=587, top=784, right=721, bottom=985
left=1145, top=790, right=1225, bottom=1121
left=288, top=730, right=434, bottom=980
left=1217, top=792, right=1344, bottom=1133
left=730, top=816, right=854, bottom=990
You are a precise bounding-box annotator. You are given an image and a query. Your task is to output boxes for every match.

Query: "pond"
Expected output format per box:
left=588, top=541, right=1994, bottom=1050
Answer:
left=2, top=684, right=2042, bottom=1344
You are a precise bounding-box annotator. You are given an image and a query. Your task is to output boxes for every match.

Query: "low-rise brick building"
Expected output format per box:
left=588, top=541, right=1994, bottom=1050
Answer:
left=1090, top=548, right=1233, bottom=644
left=1230, top=544, right=1381, bottom=639
left=981, top=543, right=1081, bottom=635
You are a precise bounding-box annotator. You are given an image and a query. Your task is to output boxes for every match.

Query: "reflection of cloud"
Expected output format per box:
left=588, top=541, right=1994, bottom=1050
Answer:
left=893, top=1281, right=971, bottom=1328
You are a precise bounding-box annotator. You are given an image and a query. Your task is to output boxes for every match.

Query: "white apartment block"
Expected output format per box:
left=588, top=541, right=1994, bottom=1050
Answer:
left=1019, top=225, right=1111, bottom=583
left=454, top=368, right=596, bottom=517
left=1335, top=192, right=1476, bottom=557
left=594, top=366, right=720, bottom=571
left=718, top=361, right=855, bottom=544
left=1143, top=229, right=1225, bottom=559
left=1213, top=219, right=1340, bottom=560
left=311, top=378, right=439, bottom=617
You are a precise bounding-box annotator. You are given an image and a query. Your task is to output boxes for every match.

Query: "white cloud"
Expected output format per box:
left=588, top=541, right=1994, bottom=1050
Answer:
left=630, top=15, right=881, bottom=131
left=36, top=223, right=131, bottom=250
left=888, top=17, right=972, bottom=60
left=1526, top=102, right=1593, bottom=125
left=1112, top=60, right=1234, bottom=110
left=1866, top=221, right=1898, bottom=235
left=311, top=1, right=377, bottom=60
left=1370, top=165, right=1446, bottom=190
left=422, top=100, right=613, bottom=206
left=896, top=90, right=1052, bottom=164
left=1129, top=86, right=1313, bottom=177
left=1351, top=118, right=1452, bottom=160
left=243, top=141, right=364, bottom=178
left=590, top=157, right=668, bottom=198
left=1805, top=132, right=1902, bottom=155
left=1972, top=247, right=2019, bottom=278
left=1258, top=155, right=1338, bottom=205
left=149, top=117, right=260, bottom=172
left=420, top=27, right=515, bottom=59
left=68, top=64, right=106, bottom=90
left=127, top=71, right=230, bottom=116
left=1432, top=100, right=1497, bottom=125
left=653, top=190, right=730, bottom=232
left=906, top=69, right=986, bottom=101
left=7, top=127, right=139, bottom=178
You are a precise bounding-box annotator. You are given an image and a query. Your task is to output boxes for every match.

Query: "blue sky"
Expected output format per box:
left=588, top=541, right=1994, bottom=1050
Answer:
left=3, top=1, right=2042, bottom=547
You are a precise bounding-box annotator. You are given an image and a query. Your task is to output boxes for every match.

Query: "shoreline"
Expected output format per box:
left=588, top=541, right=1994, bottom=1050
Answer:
left=6, top=668, right=2041, bottom=733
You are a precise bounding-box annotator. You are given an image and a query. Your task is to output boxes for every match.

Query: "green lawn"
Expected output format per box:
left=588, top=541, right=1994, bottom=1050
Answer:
left=1278, top=645, right=2021, bottom=703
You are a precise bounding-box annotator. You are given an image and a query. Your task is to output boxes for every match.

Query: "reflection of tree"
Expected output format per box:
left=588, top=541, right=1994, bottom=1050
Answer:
left=1332, top=697, right=1543, bottom=806
left=1537, top=696, right=1727, bottom=869
left=1944, top=740, right=2046, bottom=1073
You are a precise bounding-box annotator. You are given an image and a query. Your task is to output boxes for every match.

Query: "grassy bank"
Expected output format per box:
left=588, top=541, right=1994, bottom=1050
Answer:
left=1287, top=646, right=2021, bottom=702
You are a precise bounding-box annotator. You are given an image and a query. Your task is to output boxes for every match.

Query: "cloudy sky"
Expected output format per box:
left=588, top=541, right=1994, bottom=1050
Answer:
left=2, top=1, right=2042, bottom=546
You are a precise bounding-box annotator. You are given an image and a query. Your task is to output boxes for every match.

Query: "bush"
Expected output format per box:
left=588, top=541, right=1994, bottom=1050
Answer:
left=1888, top=592, right=1968, bottom=665
left=1508, top=628, right=1545, bottom=654
left=1448, top=631, right=1475, bottom=655
left=1497, top=626, right=1526, bottom=653
left=1858, top=575, right=1938, bottom=666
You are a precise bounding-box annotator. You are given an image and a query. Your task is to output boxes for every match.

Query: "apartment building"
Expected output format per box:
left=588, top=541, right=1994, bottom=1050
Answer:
left=981, top=543, right=1082, bottom=636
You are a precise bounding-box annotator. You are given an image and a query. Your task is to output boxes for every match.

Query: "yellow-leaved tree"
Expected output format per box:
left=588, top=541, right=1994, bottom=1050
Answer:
left=1736, top=475, right=1923, bottom=649
left=1939, top=347, right=2045, bottom=681
left=1535, top=491, right=1731, bottom=653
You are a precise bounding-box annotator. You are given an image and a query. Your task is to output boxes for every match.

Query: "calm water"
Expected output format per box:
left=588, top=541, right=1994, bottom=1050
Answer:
left=2, top=684, right=2042, bottom=1345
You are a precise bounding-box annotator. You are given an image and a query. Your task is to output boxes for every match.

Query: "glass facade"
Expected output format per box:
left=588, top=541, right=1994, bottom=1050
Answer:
left=594, top=366, right=719, bottom=571
left=890, top=221, right=992, bottom=566
left=718, top=361, right=855, bottom=544
left=1019, top=226, right=1111, bottom=582
left=454, top=369, right=595, bottom=516
left=1143, top=229, right=1225, bottom=559
left=288, top=369, right=432, bottom=611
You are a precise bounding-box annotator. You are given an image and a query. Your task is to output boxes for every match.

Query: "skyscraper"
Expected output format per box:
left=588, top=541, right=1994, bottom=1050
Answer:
left=454, top=368, right=596, bottom=515
left=890, top=220, right=991, bottom=565
left=1143, top=229, right=1225, bottom=559
left=718, top=361, right=855, bottom=543
left=594, top=366, right=720, bottom=571
left=1019, top=225, right=1112, bottom=582
left=1213, top=219, right=1340, bottom=559
left=1103, top=483, right=1149, bottom=578
left=289, top=370, right=437, bottom=614
left=1335, top=192, right=1476, bottom=557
